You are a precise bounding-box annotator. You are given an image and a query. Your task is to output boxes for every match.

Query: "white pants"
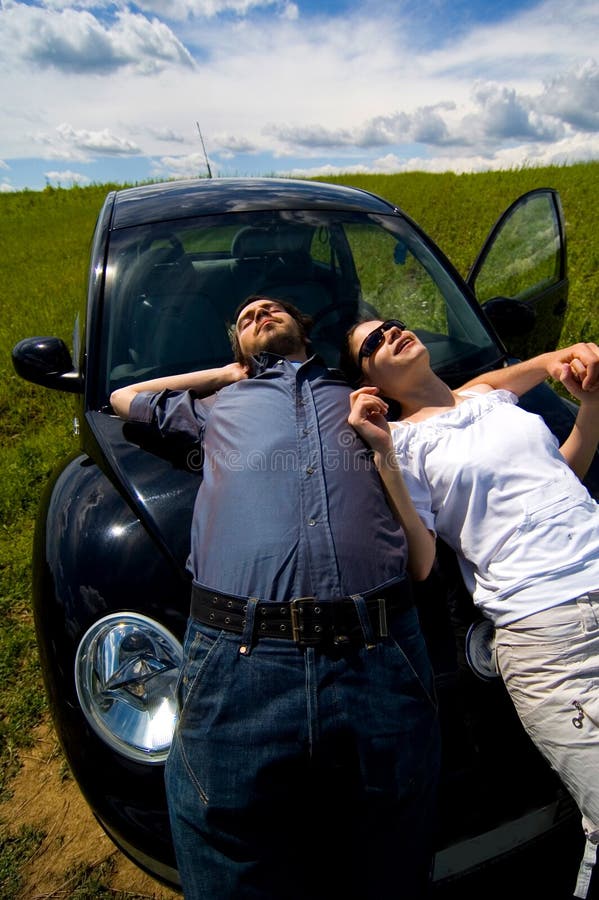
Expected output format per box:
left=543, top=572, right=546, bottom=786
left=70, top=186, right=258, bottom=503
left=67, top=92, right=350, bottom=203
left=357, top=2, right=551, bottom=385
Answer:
left=495, top=591, right=599, bottom=842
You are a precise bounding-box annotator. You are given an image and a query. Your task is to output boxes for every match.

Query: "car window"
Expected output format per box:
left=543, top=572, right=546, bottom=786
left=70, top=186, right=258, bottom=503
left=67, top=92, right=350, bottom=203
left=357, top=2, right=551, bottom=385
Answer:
left=472, top=192, right=563, bottom=303
left=99, top=211, right=501, bottom=399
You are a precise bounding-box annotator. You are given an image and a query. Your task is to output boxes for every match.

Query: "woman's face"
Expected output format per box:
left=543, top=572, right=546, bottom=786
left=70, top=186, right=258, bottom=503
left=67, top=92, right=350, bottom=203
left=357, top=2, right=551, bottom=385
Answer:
left=350, top=319, right=427, bottom=391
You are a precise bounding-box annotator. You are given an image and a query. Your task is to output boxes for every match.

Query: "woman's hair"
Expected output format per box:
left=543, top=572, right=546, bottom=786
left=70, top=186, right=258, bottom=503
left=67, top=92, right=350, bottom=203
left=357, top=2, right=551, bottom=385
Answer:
left=229, top=295, right=313, bottom=365
left=339, top=319, right=368, bottom=387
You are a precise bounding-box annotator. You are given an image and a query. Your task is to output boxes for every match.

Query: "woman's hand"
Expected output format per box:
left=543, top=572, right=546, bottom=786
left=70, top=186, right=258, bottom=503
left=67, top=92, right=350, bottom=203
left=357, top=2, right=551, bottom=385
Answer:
left=549, top=342, right=599, bottom=391
left=348, top=386, right=394, bottom=456
left=559, top=361, right=599, bottom=406
left=558, top=361, right=599, bottom=480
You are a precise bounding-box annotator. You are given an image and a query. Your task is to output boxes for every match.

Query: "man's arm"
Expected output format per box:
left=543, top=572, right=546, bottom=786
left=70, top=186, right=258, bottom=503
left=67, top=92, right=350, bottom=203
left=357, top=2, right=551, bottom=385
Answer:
left=461, top=342, right=599, bottom=398
left=110, top=362, right=248, bottom=419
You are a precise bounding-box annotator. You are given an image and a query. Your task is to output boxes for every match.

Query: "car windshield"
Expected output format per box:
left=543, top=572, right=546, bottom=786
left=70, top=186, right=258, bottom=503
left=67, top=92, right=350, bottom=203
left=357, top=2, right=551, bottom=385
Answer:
left=99, top=209, right=502, bottom=399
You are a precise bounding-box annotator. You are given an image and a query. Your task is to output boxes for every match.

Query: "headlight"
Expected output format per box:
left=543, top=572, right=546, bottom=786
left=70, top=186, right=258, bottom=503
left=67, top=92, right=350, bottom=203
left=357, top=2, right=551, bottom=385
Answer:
left=75, top=613, right=183, bottom=764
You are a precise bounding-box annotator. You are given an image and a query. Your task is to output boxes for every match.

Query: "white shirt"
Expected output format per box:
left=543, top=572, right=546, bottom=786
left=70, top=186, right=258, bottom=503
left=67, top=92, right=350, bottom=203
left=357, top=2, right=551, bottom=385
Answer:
left=392, top=389, right=599, bottom=626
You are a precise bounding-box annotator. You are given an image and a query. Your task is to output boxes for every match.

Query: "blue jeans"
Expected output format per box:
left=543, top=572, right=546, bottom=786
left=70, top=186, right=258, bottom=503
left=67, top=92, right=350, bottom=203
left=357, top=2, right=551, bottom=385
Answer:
left=165, top=606, right=440, bottom=900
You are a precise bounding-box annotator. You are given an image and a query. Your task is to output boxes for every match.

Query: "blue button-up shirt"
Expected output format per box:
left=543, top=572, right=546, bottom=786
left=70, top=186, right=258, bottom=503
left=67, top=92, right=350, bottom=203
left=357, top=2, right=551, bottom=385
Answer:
left=130, top=353, right=408, bottom=603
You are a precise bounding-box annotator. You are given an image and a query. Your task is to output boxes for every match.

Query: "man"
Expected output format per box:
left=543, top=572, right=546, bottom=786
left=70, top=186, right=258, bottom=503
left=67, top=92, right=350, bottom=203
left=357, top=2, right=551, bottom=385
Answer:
left=110, top=295, right=441, bottom=900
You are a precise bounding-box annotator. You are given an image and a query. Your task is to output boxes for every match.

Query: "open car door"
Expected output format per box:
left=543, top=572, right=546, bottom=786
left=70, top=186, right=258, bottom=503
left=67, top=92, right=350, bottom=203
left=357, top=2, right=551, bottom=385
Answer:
left=467, top=188, right=568, bottom=360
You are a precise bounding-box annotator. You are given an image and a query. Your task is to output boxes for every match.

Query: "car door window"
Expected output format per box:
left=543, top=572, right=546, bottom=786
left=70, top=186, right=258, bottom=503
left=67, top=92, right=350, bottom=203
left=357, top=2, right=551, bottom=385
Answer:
left=467, top=189, right=567, bottom=358
left=471, top=191, right=564, bottom=303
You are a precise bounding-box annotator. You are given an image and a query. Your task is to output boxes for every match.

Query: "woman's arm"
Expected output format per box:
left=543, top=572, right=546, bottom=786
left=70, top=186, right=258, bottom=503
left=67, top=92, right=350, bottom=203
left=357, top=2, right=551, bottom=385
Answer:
left=110, top=362, right=248, bottom=419
left=460, top=342, right=599, bottom=398
left=348, top=387, right=436, bottom=581
left=557, top=364, right=599, bottom=479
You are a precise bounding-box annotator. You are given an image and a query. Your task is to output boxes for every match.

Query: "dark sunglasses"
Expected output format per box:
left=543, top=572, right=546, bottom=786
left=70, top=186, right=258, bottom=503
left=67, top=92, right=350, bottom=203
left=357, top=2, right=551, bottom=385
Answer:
left=357, top=319, right=407, bottom=366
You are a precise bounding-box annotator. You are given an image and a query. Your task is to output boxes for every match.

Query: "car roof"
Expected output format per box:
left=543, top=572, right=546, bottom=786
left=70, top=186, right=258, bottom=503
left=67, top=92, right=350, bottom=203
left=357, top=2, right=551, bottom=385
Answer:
left=110, top=177, right=397, bottom=229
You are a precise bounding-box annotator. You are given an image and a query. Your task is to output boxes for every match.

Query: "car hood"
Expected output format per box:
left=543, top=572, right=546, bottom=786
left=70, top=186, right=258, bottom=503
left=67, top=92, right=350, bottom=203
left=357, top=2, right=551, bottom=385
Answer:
left=86, top=411, right=200, bottom=573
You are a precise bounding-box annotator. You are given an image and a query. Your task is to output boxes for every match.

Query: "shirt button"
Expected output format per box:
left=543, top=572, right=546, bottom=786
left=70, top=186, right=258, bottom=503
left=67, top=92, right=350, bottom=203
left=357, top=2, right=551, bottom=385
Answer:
left=306, top=466, right=315, bottom=475
left=308, top=518, right=317, bottom=526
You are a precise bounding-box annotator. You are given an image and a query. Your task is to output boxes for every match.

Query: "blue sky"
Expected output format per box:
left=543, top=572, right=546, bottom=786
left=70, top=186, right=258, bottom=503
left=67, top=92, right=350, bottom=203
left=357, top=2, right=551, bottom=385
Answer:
left=0, top=0, right=597, bottom=192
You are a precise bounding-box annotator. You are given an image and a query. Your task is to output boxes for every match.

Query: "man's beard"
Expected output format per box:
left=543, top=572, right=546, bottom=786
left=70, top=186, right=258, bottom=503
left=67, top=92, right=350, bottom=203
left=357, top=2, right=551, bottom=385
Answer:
left=259, top=329, right=305, bottom=358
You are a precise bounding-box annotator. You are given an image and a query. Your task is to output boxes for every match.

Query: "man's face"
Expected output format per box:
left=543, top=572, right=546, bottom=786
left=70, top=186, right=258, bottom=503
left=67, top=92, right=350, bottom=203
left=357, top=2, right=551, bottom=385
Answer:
left=236, top=298, right=307, bottom=360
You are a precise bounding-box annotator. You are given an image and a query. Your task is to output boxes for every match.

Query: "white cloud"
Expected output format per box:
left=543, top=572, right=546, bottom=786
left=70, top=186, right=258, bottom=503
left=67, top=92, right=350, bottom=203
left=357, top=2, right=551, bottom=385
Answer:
left=537, top=59, right=599, bottom=131
left=35, top=0, right=298, bottom=22
left=0, top=4, right=194, bottom=74
left=56, top=123, right=140, bottom=155
left=456, top=83, right=565, bottom=146
left=416, top=0, right=599, bottom=84
left=212, top=134, right=261, bottom=153
left=44, top=168, right=91, bottom=185
left=284, top=162, right=373, bottom=178
left=264, top=78, right=575, bottom=155
left=137, top=0, right=298, bottom=20
left=146, top=127, right=188, bottom=143
left=267, top=103, right=459, bottom=151
left=365, top=131, right=599, bottom=175
left=30, top=123, right=141, bottom=161
left=152, top=152, right=215, bottom=179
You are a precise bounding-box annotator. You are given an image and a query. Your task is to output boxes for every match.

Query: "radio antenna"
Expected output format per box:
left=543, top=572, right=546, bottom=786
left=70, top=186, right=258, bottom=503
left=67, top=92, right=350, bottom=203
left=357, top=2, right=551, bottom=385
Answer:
left=196, top=122, right=213, bottom=179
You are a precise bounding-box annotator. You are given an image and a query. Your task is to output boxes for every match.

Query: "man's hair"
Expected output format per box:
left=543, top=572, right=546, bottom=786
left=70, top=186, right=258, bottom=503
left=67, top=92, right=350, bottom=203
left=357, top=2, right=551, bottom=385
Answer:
left=229, top=295, right=314, bottom=365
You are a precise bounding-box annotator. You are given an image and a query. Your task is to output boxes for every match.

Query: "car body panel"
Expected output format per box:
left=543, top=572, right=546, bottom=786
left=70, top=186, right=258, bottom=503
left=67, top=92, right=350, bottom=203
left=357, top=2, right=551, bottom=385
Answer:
left=33, top=454, right=183, bottom=872
left=108, top=178, right=398, bottom=229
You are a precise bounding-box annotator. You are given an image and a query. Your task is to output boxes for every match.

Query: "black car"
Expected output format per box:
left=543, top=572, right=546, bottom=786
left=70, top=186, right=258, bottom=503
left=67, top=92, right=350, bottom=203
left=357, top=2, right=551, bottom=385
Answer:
left=13, top=177, right=599, bottom=891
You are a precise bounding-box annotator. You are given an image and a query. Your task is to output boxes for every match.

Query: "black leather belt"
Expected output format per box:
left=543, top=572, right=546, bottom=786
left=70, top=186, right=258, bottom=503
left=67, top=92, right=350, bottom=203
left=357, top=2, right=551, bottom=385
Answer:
left=190, top=581, right=413, bottom=648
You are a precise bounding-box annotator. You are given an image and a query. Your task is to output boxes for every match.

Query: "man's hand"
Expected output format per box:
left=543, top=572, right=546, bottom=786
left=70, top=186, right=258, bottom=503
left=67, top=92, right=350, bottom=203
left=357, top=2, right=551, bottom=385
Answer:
left=220, top=362, right=250, bottom=384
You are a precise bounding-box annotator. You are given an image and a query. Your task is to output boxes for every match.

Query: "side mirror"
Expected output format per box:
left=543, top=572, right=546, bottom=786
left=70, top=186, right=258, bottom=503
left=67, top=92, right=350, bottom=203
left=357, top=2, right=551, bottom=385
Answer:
left=481, top=296, right=536, bottom=340
left=12, top=336, right=83, bottom=393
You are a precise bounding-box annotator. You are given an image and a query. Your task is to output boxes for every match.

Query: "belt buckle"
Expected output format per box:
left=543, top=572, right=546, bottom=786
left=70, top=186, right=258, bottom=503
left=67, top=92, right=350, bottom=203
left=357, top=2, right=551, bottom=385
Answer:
left=289, top=597, right=317, bottom=645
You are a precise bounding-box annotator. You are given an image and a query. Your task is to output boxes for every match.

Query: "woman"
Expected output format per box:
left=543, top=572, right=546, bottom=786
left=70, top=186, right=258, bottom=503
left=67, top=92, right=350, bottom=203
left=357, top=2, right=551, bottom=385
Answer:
left=344, top=319, right=599, bottom=899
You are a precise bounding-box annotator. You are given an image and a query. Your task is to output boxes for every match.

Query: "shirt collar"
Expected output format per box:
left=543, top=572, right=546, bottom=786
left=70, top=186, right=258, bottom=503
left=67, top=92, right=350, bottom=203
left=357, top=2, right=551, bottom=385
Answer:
left=250, top=351, right=328, bottom=375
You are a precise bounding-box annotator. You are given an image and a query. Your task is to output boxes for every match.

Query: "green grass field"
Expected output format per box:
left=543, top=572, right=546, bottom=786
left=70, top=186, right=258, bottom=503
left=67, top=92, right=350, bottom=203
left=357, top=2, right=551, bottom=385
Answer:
left=1, top=161, right=597, bottom=795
